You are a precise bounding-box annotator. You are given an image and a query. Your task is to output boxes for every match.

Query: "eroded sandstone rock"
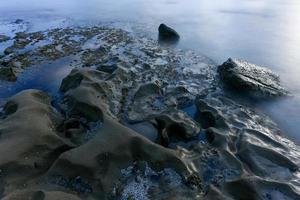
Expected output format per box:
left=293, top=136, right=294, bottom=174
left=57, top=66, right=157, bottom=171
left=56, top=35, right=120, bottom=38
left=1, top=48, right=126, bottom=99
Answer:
left=47, top=73, right=201, bottom=198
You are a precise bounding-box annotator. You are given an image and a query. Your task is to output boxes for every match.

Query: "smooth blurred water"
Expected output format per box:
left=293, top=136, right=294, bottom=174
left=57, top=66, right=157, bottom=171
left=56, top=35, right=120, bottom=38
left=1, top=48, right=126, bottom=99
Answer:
left=0, top=0, right=300, bottom=143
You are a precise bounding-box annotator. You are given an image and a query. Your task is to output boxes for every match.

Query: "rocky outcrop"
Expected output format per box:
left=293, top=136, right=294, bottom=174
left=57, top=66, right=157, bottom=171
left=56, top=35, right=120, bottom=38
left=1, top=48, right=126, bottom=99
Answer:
left=158, top=24, right=180, bottom=43
left=0, top=90, right=73, bottom=197
left=218, top=58, right=288, bottom=97
left=154, top=110, right=200, bottom=146
left=2, top=190, right=82, bottom=200
left=48, top=70, right=201, bottom=198
left=193, top=94, right=300, bottom=200
left=0, top=35, right=10, bottom=43
left=0, top=26, right=299, bottom=200
left=0, top=87, right=200, bottom=199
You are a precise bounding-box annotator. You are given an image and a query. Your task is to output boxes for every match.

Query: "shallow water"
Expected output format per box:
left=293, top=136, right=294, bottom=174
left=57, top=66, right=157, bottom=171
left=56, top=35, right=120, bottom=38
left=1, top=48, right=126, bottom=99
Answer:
left=0, top=0, right=300, bottom=143
left=0, top=57, right=73, bottom=105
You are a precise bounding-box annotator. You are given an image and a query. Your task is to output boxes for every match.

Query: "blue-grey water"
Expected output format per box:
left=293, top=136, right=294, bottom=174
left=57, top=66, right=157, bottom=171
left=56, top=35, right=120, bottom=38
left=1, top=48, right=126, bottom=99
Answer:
left=0, top=0, right=300, bottom=143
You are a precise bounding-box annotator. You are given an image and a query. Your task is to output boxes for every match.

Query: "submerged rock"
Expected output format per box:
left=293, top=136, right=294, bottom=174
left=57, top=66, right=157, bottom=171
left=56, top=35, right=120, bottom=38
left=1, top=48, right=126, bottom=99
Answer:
left=158, top=24, right=180, bottom=43
left=0, top=66, right=17, bottom=81
left=1, top=26, right=300, bottom=200
left=48, top=75, right=196, bottom=197
left=0, top=35, right=10, bottom=43
left=14, top=19, right=24, bottom=24
left=218, top=58, right=288, bottom=97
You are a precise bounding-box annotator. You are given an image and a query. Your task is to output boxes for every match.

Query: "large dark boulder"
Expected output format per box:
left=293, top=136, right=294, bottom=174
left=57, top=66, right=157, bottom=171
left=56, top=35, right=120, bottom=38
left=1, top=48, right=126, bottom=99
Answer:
left=158, top=24, right=180, bottom=43
left=218, top=58, right=288, bottom=97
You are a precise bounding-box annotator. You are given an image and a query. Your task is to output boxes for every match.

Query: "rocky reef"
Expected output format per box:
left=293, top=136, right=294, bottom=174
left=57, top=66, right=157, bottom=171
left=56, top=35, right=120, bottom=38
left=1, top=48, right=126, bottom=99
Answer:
left=0, top=26, right=299, bottom=200
left=218, top=58, right=288, bottom=98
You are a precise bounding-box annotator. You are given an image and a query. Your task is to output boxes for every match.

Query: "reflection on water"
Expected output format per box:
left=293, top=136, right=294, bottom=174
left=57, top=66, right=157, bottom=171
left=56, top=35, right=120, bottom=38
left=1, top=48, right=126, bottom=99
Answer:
left=0, top=57, right=73, bottom=105
left=0, top=0, right=300, bottom=143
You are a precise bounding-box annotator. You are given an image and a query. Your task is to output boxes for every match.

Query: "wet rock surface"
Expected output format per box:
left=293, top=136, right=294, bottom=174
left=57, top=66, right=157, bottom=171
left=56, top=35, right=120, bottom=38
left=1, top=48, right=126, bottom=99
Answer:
left=158, top=24, right=180, bottom=43
left=0, top=26, right=299, bottom=200
left=2, top=190, right=82, bottom=200
left=218, top=58, right=288, bottom=97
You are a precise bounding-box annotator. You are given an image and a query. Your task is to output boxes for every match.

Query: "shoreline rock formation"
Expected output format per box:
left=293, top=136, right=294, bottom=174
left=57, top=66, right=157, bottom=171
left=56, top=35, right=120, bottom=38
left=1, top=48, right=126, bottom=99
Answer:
left=0, top=26, right=299, bottom=200
left=218, top=58, right=289, bottom=98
